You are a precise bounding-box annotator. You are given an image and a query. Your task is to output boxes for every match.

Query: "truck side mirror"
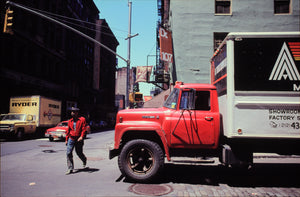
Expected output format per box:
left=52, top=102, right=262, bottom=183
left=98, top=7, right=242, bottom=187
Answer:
left=27, top=115, right=33, bottom=121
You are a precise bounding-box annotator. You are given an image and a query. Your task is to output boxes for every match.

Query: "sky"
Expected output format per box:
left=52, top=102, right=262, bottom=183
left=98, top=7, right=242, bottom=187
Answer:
left=94, top=0, right=158, bottom=96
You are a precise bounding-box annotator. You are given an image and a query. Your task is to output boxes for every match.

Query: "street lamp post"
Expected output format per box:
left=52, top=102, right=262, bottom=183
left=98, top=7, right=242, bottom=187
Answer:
left=126, top=1, right=132, bottom=109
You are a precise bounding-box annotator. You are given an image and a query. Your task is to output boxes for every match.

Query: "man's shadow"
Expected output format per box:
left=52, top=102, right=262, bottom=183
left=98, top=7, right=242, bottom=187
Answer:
left=73, top=167, right=99, bottom=174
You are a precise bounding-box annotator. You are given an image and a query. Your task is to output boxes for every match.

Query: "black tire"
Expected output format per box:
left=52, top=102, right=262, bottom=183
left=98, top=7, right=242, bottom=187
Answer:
left=49, top=136, right=54, bottom=142
left=118, top=139, right=164, bottom=182
left=16, top=128, right=24, bottom=140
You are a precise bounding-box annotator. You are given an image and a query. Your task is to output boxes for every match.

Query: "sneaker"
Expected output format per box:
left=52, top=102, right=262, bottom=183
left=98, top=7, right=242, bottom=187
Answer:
left=65, top=169, right=73, bottom=175
left=83, top=162, right=87, bottom=168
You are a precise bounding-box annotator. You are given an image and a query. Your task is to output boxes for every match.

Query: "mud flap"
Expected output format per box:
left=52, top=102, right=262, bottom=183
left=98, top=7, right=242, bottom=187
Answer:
left=109, top=147, right=119, bottom=160
left=221, top=145, right=253, bottom=168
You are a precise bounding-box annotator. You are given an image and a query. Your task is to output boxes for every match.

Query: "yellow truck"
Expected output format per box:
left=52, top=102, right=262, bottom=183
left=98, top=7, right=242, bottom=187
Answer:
left=0, top=96, right=61, bottom=139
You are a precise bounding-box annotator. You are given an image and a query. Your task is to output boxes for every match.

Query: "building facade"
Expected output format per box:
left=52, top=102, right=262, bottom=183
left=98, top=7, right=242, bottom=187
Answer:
left=115, top=67, right=136, bottom=110
left=0, top=0, right=118, bottom=121
left=93, top=19, right=119, bottom=120
left=159, top=0, right=300, bottom=84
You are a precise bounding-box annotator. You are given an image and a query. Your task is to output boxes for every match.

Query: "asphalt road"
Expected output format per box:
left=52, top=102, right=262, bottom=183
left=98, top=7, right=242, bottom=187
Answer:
left=1, top=130, right=300, bottom=197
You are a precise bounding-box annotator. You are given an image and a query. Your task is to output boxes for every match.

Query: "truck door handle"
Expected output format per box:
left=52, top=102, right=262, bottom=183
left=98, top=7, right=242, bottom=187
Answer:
left=205, top=117, right=213, bottom=121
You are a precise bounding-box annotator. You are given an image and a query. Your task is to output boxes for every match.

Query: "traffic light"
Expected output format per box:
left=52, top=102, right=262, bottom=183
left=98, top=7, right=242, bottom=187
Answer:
left=3, top=8, right=14, bottom=35
left=134, top=92, right=143, bottom=102
left=129, top=92, right=143, bottom=103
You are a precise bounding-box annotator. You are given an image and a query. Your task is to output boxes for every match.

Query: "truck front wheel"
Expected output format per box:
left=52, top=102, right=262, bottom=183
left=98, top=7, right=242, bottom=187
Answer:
left=118, top=139, right=164, bottom=182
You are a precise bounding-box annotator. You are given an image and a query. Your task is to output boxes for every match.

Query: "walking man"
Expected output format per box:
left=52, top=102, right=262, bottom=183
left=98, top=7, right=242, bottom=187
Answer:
left=65, top=107, right=87, bottom=175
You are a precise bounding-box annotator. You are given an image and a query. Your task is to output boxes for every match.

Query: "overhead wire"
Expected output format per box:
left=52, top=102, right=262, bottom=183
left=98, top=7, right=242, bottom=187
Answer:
left=148, top=42, right=156, bottom=55
left=27, top=4, right=127, bottom=32
left=18, top=3, right=133, bottom=39
left=51, top=16, right=127, bottom=39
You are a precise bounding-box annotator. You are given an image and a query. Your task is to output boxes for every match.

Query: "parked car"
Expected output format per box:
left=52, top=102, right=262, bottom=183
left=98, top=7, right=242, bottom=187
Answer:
left=45, top=121, right=91, bottom=141
left=45, top=121, right=68, bottom=141
left=99, top=120, right=107, bottom=128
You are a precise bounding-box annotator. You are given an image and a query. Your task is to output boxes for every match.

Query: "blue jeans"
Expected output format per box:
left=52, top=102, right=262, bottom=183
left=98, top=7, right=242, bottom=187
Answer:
left=66, top=138, right=87, bottom=170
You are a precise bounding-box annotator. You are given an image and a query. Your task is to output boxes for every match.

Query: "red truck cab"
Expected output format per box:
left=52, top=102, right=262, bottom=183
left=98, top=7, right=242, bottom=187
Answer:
left=110, top=82, right=221, bottom=182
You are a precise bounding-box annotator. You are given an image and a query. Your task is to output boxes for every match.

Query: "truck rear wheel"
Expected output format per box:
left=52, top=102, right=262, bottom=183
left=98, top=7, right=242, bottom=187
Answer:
left=16, top=128, right=24, bottom=140
left=118, top=139, right=164, bottom=182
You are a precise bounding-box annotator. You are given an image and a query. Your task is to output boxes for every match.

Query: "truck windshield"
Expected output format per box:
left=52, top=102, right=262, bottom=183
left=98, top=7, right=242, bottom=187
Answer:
left=2, top=114, right=26, bottom=121
left=163, top=88, right=179, bottom=109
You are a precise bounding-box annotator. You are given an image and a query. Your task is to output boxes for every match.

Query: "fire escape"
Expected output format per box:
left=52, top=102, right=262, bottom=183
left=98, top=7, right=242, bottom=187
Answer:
left=146, top=0, right=170, bottom=90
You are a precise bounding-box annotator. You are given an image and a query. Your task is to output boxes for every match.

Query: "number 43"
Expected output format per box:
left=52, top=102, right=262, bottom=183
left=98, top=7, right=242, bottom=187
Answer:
left=291, top=122, right=300, bottom=129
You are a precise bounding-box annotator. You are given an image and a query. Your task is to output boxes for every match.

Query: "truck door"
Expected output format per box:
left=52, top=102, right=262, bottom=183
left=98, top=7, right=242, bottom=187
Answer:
left=170, top=90, right=215, bottom=147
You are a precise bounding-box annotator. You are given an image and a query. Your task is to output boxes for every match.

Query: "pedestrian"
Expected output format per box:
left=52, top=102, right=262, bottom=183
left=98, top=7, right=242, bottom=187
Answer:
left=65, top=107, right=87, bottom=175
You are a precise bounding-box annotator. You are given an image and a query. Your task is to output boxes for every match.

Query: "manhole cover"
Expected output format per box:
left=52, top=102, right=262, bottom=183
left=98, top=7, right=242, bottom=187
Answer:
left=129, top=184, right=173, bottom=196
left=42, top=150, right=56, bottom=153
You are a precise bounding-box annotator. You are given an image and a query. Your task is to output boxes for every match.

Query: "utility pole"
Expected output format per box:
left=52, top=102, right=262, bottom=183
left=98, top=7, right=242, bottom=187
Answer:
left=125, top=0, right=138, bottom=108
left=126, top=1, right=132, bottom=109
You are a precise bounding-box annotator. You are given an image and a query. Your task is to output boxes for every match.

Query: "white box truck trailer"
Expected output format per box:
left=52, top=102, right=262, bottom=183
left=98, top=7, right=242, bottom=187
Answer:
left=211, top=32, right=300, bottom=163
left=0, top=95, right=61, bottom=139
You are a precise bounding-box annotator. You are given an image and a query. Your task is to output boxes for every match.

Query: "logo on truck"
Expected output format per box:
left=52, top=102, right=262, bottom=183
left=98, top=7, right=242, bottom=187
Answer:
left=43, top=109, right=60, bottom=120
left=269, top=42, right=300, bottom=81
left=11, top=102, right=38, bottom=107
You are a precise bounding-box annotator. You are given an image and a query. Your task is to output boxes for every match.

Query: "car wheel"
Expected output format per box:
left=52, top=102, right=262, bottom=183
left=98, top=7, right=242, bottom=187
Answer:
left=118, top=139, right=164, bottom=182
left=49, top=136, right=54, bottom=142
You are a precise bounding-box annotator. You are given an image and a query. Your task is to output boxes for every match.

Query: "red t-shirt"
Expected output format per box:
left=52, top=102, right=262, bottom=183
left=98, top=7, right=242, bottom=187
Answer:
left=66, top=117, right=87, bottom=141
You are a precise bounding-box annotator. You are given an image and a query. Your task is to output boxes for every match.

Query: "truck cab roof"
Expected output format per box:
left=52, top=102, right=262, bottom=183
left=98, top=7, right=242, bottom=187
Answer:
left=174, top=81, right=216, bottom=90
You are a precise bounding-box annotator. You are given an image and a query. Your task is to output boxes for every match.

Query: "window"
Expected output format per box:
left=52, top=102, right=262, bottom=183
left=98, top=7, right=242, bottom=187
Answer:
left=215, top=0, right=231, bottom=15
left=180, top=91, right=194, bottom=109
left=195, top=91, right=211, bottom=111
left=274, top=0, right=291, bottom=14
left=164, top=88, right=179, bottom=109
left=179, top=91, right=211, bottom=111
left=213, top=32, right=228, bottom=51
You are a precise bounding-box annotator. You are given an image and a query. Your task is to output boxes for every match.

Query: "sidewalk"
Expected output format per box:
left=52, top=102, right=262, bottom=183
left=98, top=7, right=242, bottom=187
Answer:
left=253, top=153, right=300, bottom=158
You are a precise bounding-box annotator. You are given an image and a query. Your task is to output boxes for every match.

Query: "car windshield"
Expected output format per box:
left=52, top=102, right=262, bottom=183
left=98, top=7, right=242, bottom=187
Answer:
left=58, top=122, right=68, bottom=127
left=2, top=114, right=26, bottom=121
left=163, top=88, right=179, bottom=109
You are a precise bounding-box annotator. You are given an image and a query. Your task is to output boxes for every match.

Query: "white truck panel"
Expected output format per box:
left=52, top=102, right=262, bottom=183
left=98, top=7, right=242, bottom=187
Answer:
left=10, top=95, right=40, bottom=118
left=39, top=96, right=61, bottom=127
left=9, top=95, right=61, bottom=127
left=212, top=32, right=300, bottom=140
left=231, top=92, right=300, bottom=138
